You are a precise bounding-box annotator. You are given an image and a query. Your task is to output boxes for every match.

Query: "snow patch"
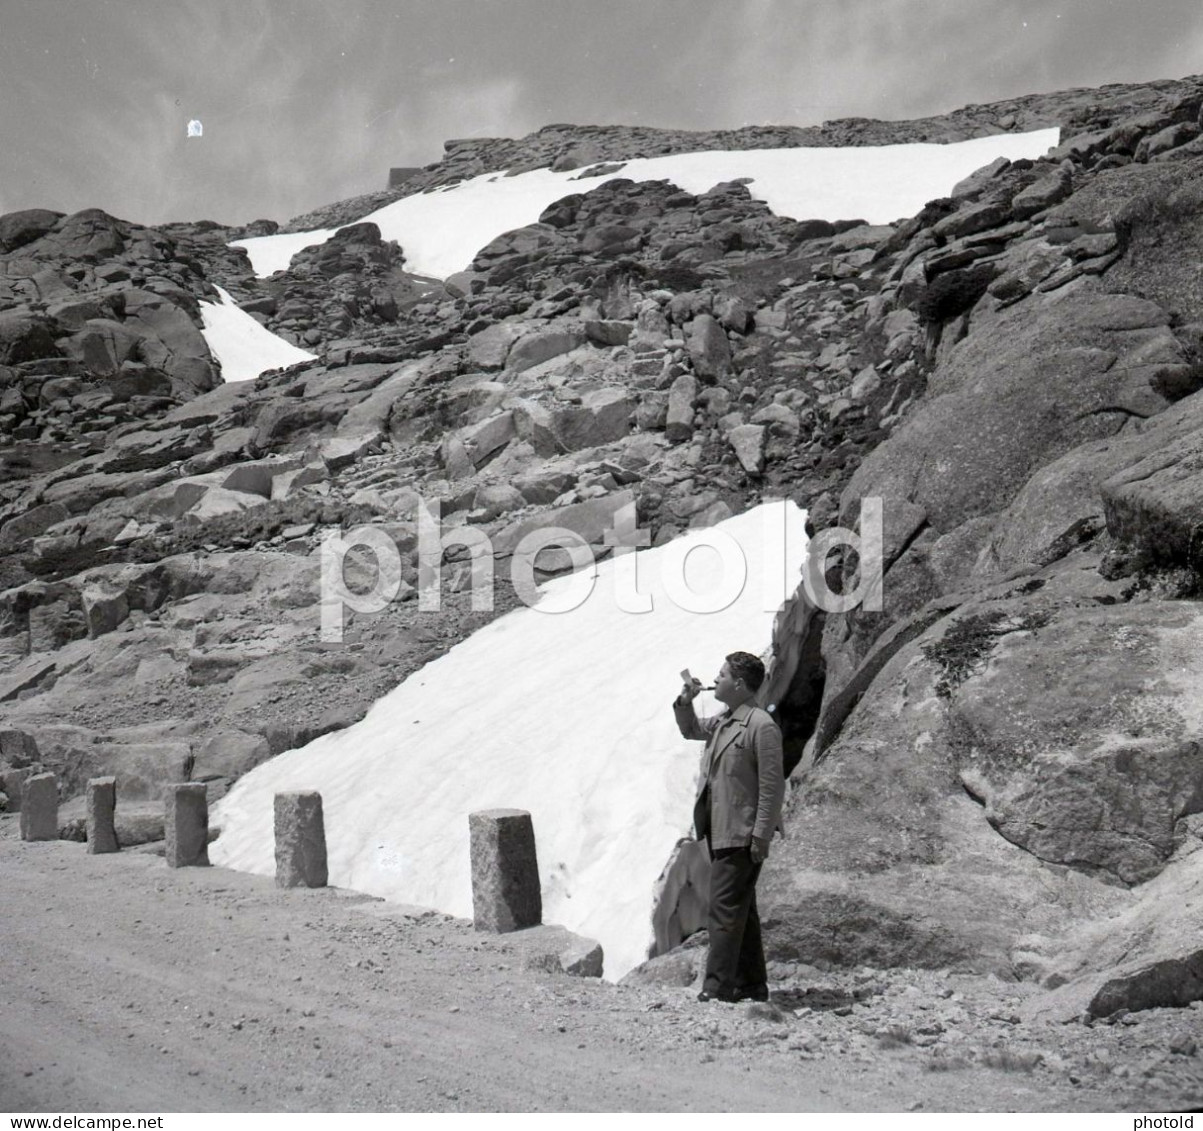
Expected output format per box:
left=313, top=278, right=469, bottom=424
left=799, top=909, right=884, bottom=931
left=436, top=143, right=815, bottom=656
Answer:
left=233, top=130, right=1060, bottom=280
left=199, top=285, right=316, bottom=383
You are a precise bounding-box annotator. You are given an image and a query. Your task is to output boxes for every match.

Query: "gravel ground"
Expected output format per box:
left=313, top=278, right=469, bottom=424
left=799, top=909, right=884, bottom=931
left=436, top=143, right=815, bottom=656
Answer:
left=1, top=816, right=1199, bottom=1114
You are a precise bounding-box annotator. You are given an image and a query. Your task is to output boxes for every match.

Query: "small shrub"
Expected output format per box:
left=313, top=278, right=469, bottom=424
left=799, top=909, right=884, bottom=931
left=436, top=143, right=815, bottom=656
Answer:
left=1135, top=565, right=1201, bottom=601
left=925, top=1054, right=970, bottom=1072
left=876, top=1025, right=914, bottom=1049
left=980, top=1048, right=1042, bottom=1073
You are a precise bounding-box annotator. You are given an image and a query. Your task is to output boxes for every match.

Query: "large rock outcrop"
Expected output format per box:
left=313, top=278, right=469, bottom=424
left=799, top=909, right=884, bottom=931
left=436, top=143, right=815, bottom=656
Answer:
left=757, top=76, right=1203, bottom=1011
left=764, top=575, right=1203, bottom=967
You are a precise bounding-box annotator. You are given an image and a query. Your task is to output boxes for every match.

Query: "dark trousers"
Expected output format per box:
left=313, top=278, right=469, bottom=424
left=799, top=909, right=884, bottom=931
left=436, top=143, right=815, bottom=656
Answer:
left=703, top=844, right=766, bottom=995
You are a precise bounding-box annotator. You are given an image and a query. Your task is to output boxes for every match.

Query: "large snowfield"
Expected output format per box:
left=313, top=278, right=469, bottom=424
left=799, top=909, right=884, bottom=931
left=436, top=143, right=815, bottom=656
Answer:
left=212, top=503, right=809, bottom=978
left=233, top=129, right=1060, bottom=280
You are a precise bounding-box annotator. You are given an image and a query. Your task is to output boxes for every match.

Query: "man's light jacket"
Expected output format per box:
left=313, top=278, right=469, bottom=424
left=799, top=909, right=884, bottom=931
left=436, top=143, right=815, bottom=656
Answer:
left=673, top=698, right=785, bottom=851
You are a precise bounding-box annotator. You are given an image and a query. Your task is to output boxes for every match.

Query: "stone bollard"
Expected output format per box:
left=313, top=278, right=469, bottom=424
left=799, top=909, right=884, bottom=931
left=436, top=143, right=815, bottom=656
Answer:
left=274, top=791, right=328, bottom=888
left=164, top=783, right=209, bottom=868
left=469, top=808, right=542, bottom=933
left=19, top=772, right=58, bottom=841
left=86, top=776, right=120, bottom=854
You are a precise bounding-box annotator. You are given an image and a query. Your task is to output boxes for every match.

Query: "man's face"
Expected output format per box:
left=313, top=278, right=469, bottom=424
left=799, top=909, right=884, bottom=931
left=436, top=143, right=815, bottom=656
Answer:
left=713, top=661, right=742, bottom=705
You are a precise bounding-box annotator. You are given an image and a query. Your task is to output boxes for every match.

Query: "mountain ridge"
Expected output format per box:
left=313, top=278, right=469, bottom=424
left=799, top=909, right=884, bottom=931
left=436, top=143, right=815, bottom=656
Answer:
left=278, top=73, right=1200, bottom=235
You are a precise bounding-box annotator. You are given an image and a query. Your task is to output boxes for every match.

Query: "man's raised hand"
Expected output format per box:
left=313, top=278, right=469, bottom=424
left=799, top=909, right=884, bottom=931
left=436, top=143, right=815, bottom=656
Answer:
left=678, top=672, right=703, bottom=702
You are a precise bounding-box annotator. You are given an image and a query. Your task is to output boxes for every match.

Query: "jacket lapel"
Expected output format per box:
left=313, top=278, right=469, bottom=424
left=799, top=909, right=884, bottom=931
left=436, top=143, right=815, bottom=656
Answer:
left=706, top=704, right=751, bottom=778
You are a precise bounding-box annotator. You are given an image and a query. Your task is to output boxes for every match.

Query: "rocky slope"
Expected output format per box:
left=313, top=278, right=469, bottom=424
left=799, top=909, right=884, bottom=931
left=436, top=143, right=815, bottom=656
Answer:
left=2, top=73, right=1203, bottom=1031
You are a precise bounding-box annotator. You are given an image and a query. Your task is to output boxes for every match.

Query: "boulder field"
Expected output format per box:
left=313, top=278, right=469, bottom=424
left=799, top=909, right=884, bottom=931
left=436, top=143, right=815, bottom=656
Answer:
left=2, top=73, right=1203, bottom=1021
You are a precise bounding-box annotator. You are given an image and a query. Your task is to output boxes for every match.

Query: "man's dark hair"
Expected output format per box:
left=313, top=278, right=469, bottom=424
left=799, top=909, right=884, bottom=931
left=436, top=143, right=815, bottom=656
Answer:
left=726, top=651, right=766, bottom=692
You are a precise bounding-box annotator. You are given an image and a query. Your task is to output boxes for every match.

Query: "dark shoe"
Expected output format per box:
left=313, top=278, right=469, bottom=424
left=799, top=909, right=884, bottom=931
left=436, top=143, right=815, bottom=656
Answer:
left=735, top=983, right=770, bottom=1003
left=697, top=989, right=740, bottom=1003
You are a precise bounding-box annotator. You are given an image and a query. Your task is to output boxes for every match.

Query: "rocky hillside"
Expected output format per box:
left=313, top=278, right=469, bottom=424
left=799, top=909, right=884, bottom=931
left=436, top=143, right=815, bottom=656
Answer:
left=2, top=73, right=1203, bottom=1021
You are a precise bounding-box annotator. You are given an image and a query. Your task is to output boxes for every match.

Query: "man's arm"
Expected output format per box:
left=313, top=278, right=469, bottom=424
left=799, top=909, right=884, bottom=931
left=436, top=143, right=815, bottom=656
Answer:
left=673, top=694, right=716, bottom=742
left=672, top=676, right=718, bottom=742
left=750, top=714, right=785, bottom=862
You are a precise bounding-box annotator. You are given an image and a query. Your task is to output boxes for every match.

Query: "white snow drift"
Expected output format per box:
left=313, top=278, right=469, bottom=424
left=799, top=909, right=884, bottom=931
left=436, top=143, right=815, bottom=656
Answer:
left=233, top=129, right=1059, bottom=280
left=212, top=501, right=809, bottom=979
left=199, top=285, right=316, bottom=383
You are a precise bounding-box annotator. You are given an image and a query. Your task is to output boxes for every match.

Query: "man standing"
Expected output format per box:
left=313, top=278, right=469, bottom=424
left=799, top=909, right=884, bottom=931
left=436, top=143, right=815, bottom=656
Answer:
left=674, top=651, right=784, bottom=1003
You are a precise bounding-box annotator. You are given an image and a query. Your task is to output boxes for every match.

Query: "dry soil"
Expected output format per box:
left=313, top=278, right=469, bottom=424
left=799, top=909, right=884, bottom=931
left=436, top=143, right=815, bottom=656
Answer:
left=1, top=817, right=1199, bottom=1114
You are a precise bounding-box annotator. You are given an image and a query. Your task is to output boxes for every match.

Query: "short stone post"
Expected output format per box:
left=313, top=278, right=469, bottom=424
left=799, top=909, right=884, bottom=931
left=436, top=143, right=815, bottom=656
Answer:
left=19, top=772, right=58, bottom=841
left=86, top=776, right=119, bottom=854
left=165, top=783, right=209, bottom=868
left=469, top=808, right=542, bottom=933
left=274, top=791, right=328, bottom=888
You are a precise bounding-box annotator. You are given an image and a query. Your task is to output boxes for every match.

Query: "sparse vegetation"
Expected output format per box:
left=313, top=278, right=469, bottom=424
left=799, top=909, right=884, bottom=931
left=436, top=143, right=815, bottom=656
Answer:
left=876, top=1025, right=914, bottom=1049
left=925, top=1054, right=971, bottom=1072
left=923, top=608, right=1052, bottom=699
left=980, top=1048, right=1043, bottom=1072
left=1137, top=565, right=1202, bottom=600
left=1100, top=536, right=1203, bottom=599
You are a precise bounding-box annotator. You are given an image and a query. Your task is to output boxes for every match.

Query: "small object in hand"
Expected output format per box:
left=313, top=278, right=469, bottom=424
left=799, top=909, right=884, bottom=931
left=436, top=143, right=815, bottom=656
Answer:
left=678, top=669, right=705, bottom=699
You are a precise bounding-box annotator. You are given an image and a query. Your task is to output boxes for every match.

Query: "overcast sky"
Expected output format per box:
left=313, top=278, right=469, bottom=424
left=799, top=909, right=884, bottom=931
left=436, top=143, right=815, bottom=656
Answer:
left=1, top=0, right=1200, bottom=228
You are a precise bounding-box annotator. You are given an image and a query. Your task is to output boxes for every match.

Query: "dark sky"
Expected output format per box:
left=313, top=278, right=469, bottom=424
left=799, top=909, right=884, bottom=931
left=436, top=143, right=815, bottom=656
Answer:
left=1, top=0, right=1199, bottom=227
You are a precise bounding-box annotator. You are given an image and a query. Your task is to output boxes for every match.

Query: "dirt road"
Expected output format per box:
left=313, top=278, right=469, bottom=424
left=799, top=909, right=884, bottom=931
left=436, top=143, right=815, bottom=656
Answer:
left=0, top=817, right=1193, bottom=1113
